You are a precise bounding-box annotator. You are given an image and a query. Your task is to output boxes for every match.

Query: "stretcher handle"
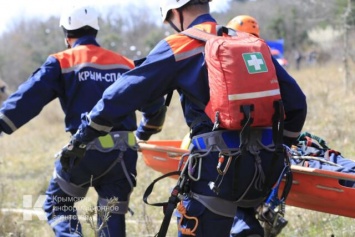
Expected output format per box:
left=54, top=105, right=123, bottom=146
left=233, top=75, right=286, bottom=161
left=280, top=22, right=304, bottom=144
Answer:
left=291, top=165, right=355, bottom=182
left=138, top=143, right=189, bottom=155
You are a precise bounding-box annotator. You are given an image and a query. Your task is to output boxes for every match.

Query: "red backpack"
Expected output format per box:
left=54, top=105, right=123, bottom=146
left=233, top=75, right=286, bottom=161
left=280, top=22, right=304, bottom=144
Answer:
left=182, top=26, right=283, bottom=130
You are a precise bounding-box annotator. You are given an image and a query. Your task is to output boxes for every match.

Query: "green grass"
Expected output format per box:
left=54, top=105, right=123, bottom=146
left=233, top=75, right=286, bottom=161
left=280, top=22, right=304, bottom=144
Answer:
left=1, top=62, right=355, bottom=236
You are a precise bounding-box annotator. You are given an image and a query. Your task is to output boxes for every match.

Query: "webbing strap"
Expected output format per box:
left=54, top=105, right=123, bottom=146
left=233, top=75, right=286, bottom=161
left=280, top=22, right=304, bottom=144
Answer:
left=142, top=171, right=182, bottom=237
left=86, top=131, right=137, bottom=151
left=156, top=186, right=181, bottom=237
left=272, top=100, right=284, bottom=147
left=143, top=170, right=181, bottom=207
left=79, top=150, right=124, bottom=187
left=191, top=129, right=273, bottom=153
left=164, top=91, right=174, bottom=107
left=182, top=25, right=235, bottom=42
left=190, top=192, right=237, bottom=217
left=268, top=100, right=293, bottom=202
left=54, top=170, right=89, bottom=198
left=259, top=100, right=287, bottom=197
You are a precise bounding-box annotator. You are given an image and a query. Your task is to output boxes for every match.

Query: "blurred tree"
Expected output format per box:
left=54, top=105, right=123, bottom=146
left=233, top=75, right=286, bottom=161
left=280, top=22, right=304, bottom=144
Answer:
left=0, top=17, right=64, bottom=89
left=0, top=0, right=354, bottom=90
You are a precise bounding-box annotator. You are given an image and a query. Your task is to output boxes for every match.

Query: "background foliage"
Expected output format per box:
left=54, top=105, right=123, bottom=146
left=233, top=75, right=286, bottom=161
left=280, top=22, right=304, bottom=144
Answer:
left=1, top=0, right=354, bottom=89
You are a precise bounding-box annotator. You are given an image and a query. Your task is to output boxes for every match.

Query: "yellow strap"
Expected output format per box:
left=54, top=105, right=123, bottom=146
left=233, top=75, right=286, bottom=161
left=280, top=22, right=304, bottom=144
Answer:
left=98, top=132, right=135, bottom=149
left=127, top=132, right=136, bottom=147
left=98, top=134, right=115, bottom=148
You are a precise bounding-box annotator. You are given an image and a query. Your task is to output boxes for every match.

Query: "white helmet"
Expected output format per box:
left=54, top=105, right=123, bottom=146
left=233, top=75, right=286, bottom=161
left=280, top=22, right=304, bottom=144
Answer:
left=59, top=5, right=99, bottom=31
left=160, top=0, right=211, bottom=23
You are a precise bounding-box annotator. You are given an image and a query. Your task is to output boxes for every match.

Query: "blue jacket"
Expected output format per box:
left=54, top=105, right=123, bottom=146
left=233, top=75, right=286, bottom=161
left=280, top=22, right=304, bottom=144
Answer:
left=77, top=14, right=307, bottom=144
left=0, top=36, right=165, bottom=138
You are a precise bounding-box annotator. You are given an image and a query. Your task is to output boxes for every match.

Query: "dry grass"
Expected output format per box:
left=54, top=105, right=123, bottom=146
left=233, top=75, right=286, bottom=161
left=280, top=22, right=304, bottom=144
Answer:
left=291, top=63, right=355, bottom=156
left=1, top=63, right=355, bottom=236
left=277, top=63, right=355, bottom=237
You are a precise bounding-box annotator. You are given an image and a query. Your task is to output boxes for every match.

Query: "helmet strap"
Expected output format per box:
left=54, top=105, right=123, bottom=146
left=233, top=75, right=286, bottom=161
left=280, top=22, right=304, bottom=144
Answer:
left=167, top=8, right=185, bottom=33
left=168, top=19, right=181, bottom=33
left=178, top=8, right=185, bottom=32
left=64, top=38, right=71, bottom=49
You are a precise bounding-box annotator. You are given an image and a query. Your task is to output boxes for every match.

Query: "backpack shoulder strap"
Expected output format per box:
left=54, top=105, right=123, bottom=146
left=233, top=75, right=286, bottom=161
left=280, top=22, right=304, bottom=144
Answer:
left=182, top=27, right=213, bottom=42
left=181, top=25, right=235, bottom=41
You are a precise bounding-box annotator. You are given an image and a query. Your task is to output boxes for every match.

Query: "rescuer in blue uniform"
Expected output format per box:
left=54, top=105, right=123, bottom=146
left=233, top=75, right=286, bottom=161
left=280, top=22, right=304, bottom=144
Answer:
left=57, top=1, right=307, bottom=237
left=0, top=4, right=166, bottom=237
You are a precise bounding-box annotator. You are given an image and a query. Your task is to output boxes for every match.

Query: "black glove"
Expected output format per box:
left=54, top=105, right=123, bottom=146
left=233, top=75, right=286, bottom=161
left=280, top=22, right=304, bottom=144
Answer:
left=57, top=138, right=87, bottom=172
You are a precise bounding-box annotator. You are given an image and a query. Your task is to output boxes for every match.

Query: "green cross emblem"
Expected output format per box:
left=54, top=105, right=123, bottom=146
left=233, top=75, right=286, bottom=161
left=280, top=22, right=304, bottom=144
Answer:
left=242, top=52, right=268, bottom=73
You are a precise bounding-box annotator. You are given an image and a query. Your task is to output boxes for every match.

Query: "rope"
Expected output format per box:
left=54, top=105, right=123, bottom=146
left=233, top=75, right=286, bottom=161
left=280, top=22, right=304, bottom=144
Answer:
left=177, top=201, right=199, bottom=236
left=291, top=155, right=342, bottom=167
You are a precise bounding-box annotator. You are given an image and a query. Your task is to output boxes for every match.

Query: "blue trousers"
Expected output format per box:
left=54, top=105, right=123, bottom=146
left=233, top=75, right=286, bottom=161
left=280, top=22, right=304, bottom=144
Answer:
left=177, top=199, right=234, bottom=237
left=230, top=207, right=264, bottom=237
left=43, top=148, right=137, bottom=237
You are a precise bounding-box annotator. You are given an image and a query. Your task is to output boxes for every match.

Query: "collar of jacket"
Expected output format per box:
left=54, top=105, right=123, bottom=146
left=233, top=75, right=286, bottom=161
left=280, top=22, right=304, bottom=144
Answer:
left=187, top=13, right=217, bottom=29
left=72, top=35, right=100, bottom=48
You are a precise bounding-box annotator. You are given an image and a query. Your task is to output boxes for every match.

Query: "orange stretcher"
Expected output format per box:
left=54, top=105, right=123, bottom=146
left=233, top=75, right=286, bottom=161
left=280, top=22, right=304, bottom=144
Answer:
left=140, top=140, right=355, bottom=219
left=140, top=140, right=188, bottom=175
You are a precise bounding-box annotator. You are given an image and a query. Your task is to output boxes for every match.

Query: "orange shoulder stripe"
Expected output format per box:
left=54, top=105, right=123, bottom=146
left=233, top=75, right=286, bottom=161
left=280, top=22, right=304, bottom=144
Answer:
left=52, top=45, right=134, bottom=70
left=166, top=22, right=217, bottom=62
